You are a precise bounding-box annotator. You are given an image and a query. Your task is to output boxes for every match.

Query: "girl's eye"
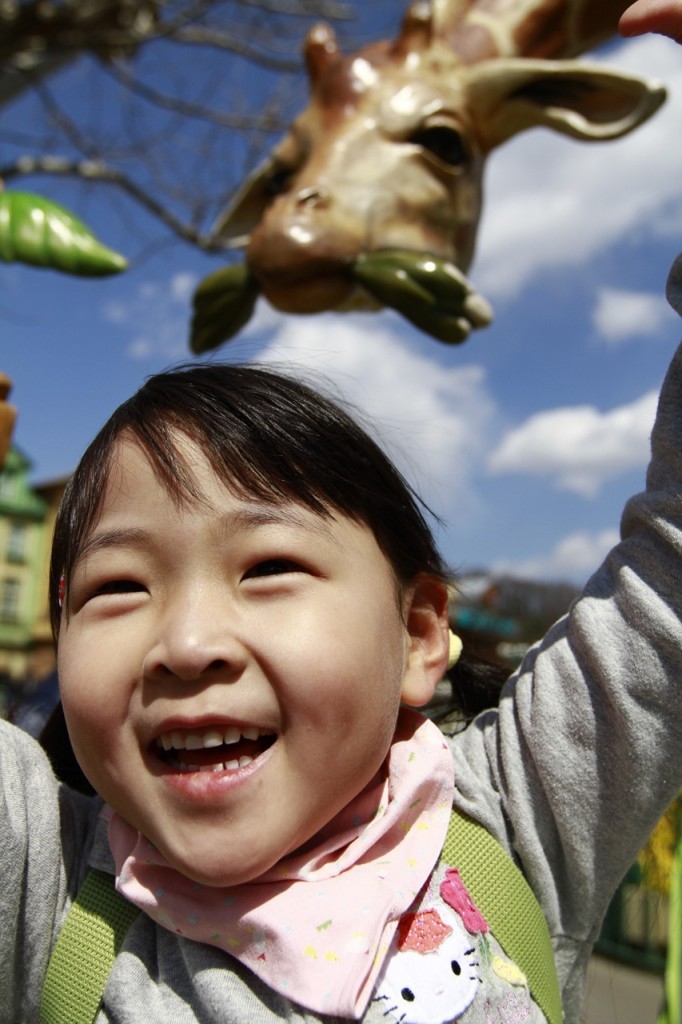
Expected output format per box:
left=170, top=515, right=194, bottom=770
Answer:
left=243, top=559, right=304, bottom=580
left=91, top=579, right=145, bottom=598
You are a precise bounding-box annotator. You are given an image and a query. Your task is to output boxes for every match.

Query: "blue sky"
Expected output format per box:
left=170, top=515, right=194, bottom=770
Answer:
left=3, top=21, right=682, bottom=586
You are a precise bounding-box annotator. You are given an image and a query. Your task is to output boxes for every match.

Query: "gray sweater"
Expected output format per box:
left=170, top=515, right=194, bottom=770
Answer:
left=3, top=261, right=682, bottom=1023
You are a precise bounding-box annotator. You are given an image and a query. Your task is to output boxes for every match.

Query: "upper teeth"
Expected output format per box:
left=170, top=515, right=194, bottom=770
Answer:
left=156, top=726, right=266, bottom=752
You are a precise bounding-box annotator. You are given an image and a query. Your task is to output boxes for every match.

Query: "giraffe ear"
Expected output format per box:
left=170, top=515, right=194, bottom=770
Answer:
left=212, top=153, right=285, bottom=244
left=465, top=59, right=665, bottom=151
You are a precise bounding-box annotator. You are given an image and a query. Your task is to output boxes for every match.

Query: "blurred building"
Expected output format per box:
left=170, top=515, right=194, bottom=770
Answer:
left=0, top=447, right=67, bottom=689
left=450, top=571, right=580, bottom=667
left=30, top=472, right=69, bottom=679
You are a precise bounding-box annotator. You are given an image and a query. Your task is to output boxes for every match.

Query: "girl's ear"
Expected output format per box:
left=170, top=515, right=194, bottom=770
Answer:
left=400, top=575, right=450, bottom=708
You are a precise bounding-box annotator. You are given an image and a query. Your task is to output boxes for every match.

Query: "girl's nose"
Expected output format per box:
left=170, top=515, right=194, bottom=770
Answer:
left=142, top=595, right=247, bottom=683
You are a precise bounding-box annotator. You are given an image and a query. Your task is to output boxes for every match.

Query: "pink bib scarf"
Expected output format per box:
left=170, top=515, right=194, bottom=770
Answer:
left=107, top=708, right=455, bottom=1019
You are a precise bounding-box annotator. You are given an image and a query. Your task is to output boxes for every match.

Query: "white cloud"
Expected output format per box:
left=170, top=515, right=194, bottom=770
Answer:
left=592, top=286, right=673, bottom=344
left=127, top=336, right=153, bottom=359
left=242, top=296, right=291, bottom=337
left=170, top=272, right=198, bottom=302
left=101, top=300, right=128, bottom=325
left=101, top=272, right=200, bottom=360
left=492, top=527, right=620, bottom=583
left=99, top=274, right=497, bottom=525
left=236, top=310, right=497, bottom=525
left=487, top=389, right=658, bottom=496
left=474, top=36, right=682, bottom=300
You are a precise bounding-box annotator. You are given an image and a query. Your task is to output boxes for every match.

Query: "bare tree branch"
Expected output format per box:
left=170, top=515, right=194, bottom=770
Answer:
left=232, top=0, right=350, bottom=14
left=0, top=0, right=364, bottom=260
left=163, top=25, right=315, bottom=69
left=0, top=0, right=161, bottom=68
left=0, top=152, right=244, bottom=251
left=98, top=61, right=288, bottom=132
left=30, top=77, right=101, bottom=159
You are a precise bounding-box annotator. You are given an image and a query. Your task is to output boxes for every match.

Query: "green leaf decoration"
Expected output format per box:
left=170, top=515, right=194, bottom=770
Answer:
left=353, top=249, right=493, bottom=345
left=0, top=192, right=128, bottom=276
left=189, top=264, right=259, bottom=353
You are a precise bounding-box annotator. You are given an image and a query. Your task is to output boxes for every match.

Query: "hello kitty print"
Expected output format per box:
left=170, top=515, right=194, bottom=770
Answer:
left=372, top=868, right=535, bottom=1024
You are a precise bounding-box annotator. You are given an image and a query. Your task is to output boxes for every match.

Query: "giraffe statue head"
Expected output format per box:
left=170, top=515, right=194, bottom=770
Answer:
left=190, top=0, right=665, bottom=352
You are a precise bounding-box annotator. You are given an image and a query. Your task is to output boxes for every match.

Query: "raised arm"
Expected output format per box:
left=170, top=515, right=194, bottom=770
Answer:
left=450, top=259, right=682, bottom=1016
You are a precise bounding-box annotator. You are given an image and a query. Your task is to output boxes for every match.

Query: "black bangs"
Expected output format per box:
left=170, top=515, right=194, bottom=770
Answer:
left=50, top=363, right=447, bottom=639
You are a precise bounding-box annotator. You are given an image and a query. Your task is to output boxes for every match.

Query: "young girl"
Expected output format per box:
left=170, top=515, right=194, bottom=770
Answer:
left=4, top=8, right=682, bottom=1020
left=1, top=306, right=681, bottom=1024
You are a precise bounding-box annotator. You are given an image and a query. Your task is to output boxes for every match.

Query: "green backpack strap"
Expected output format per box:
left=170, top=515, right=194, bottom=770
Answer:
left=443, top=808, right=563, bottom=1024
left=41, top=816, right=562, bottom=1024
left=41, top=868, right=139, bottom=1024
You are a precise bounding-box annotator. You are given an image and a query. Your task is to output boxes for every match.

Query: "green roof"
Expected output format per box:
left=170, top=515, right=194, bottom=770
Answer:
left=0, top=447, right=46, bottom=519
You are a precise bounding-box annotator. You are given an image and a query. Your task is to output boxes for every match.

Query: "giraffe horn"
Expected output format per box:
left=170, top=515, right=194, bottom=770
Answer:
left=304, top=23, right=340, bottom=86
left=391, top=1, right=434, bottom=57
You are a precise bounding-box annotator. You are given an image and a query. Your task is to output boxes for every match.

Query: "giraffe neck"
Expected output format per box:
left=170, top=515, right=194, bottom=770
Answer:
left=431, top=0, right=633, bottom=62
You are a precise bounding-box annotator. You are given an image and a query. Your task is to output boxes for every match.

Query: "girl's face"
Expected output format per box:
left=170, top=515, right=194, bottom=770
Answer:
left=58, top=437, right=448, bottom=886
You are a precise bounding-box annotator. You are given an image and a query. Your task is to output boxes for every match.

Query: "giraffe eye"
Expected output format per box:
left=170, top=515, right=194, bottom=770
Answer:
left=410, top=125, right=469, bottom=166
left=266, top=166, right=294, bottom=196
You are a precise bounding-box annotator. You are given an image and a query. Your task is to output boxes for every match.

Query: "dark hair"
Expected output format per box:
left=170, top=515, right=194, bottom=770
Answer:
left=44, top=361, right=506, bottom=792
left=50, top=362, right=447, bottom=636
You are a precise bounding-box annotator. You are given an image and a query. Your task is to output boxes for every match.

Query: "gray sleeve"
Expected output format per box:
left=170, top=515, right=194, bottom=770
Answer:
left=449, top=340, right=682, bottom=1015
left=0, top=720, right=96, bottom=1024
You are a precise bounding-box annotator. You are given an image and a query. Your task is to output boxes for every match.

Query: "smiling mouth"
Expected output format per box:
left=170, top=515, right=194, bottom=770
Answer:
left=153, top=725, right=276, bottom=774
